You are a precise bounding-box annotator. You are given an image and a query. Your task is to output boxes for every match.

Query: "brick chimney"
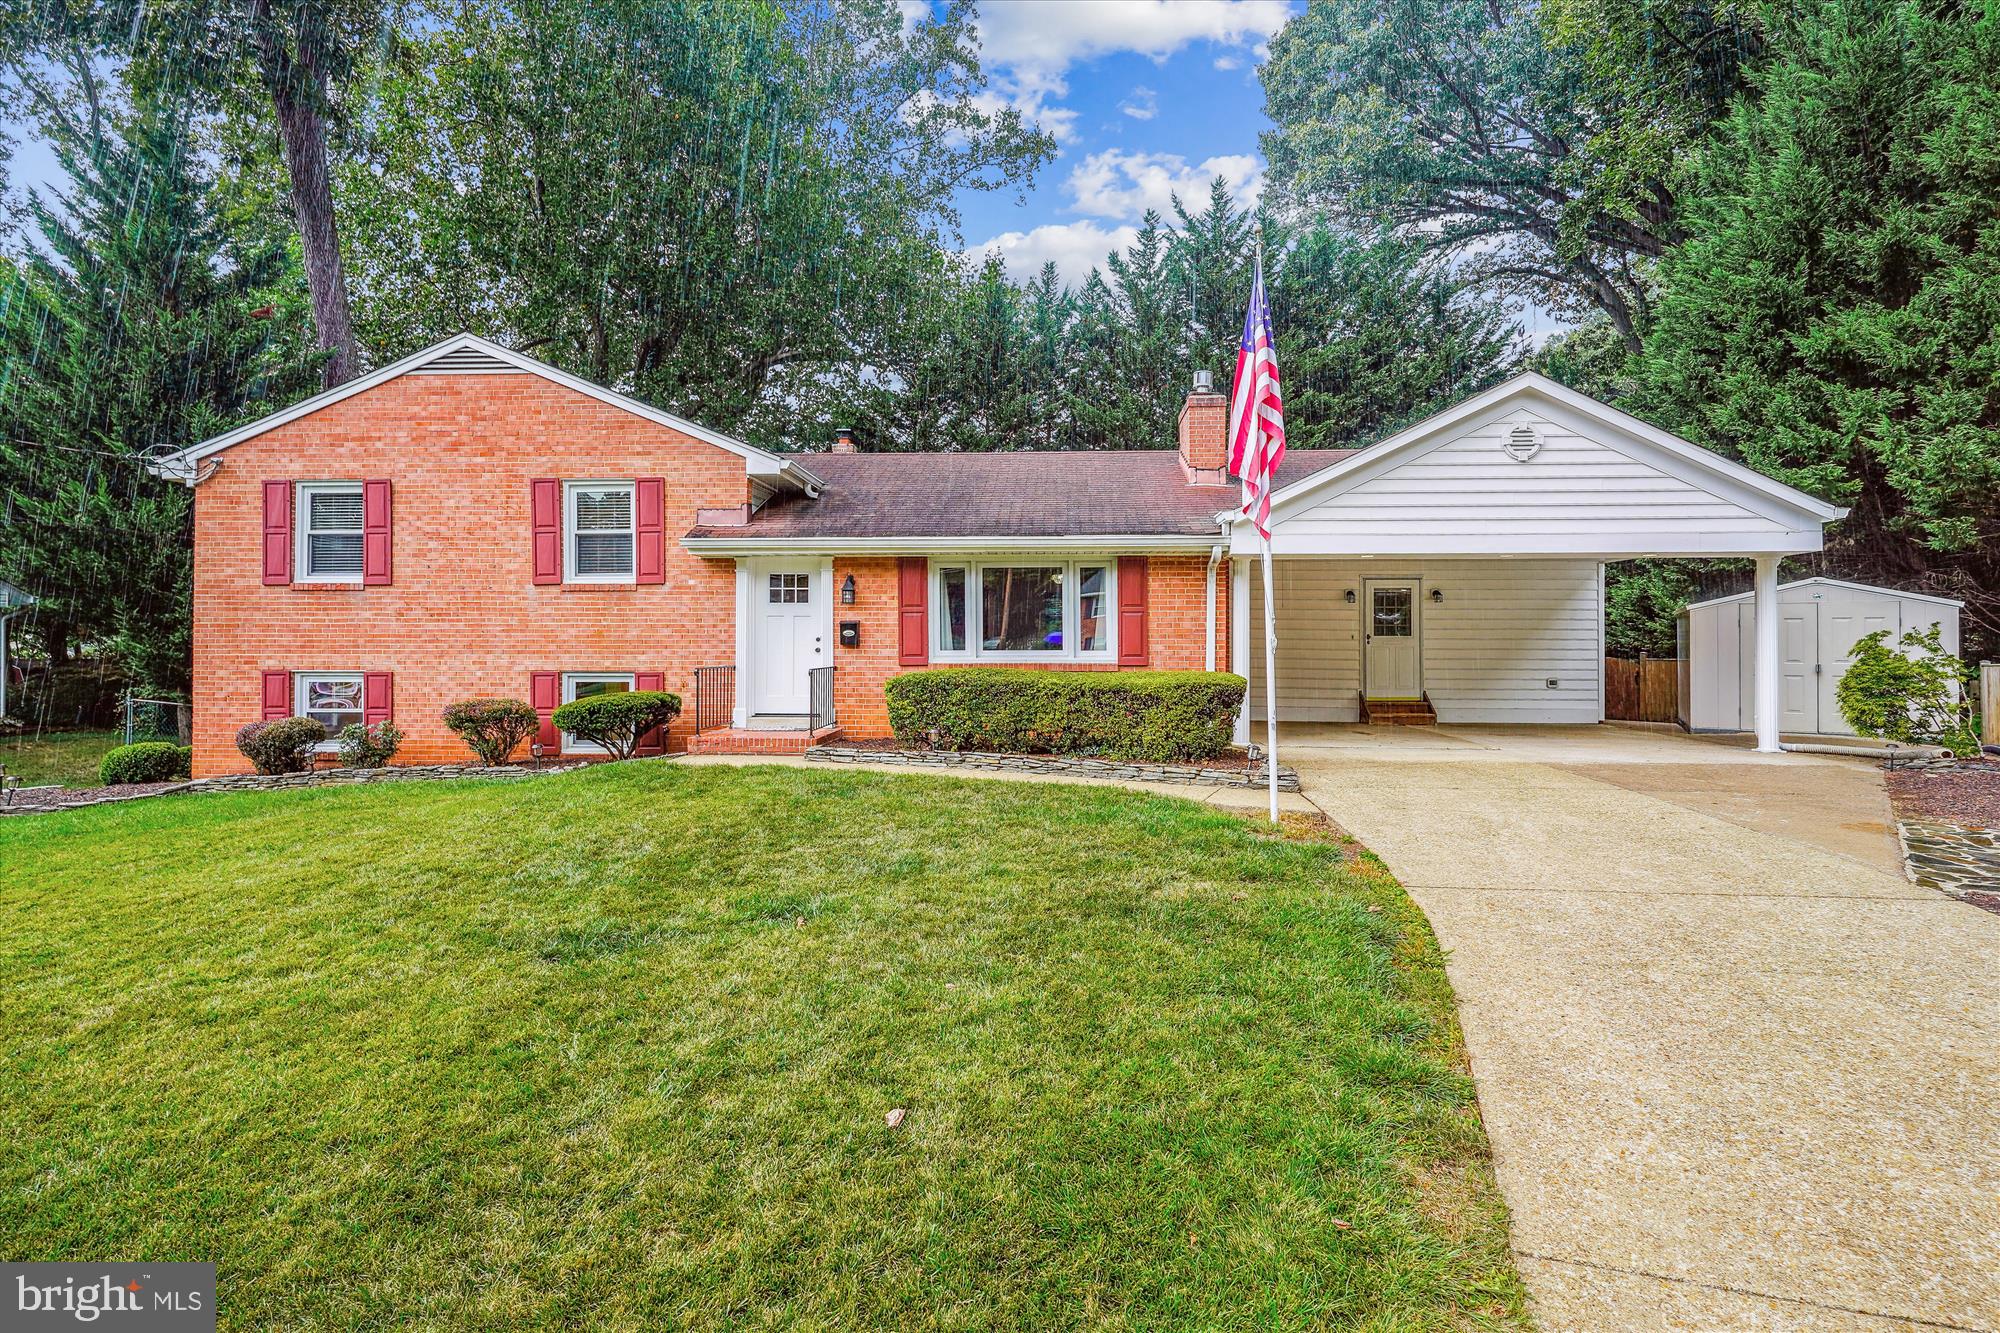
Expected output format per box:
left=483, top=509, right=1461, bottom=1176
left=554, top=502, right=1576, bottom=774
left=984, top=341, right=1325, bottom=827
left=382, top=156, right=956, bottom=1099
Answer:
left=1178, top=371, right=1228, bottom=485
left=831, top=425, right=857, bottom=453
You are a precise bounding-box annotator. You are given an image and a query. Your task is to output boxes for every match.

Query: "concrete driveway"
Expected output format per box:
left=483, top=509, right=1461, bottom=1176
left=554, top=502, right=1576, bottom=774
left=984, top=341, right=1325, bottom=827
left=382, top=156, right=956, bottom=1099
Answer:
left=1285, top=725, right=2000, bottom=1332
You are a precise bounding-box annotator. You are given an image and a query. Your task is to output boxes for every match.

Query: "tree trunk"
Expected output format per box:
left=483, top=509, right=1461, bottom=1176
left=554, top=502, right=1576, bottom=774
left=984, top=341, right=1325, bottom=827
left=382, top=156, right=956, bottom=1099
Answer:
left=250, top=4, right=360, bottom=389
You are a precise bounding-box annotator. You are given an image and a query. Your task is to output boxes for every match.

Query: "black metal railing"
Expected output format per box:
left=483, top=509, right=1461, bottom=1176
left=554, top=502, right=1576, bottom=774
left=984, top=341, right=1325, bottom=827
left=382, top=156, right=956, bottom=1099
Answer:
left=808, top=666, right=836, bottom=733
left=692, top=666, right=734, bottom=734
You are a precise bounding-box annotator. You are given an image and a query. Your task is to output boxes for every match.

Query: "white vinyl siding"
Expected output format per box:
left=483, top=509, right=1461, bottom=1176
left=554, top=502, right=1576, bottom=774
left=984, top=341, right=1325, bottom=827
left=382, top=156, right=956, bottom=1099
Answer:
left=1248, top=559, right=1603, bottom=724
left=296, top=482, right=365, bottom=581
left=1278, top=410, right=1796, bottom=548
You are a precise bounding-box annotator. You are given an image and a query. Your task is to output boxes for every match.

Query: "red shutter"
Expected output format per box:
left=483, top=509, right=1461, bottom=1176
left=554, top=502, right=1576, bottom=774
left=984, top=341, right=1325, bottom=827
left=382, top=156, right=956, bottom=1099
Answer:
left=363, top=671, right=393, bottom=725
left=531, top=670, right=560, bottom=752
left=1117, top=557, right=1149, bottom=667
left=898, top=558, right=928, bottom=667
left=362, top=480, right=393, bottom=585
left=634, top=670, right=666, bottom=754
left=635, top=478, right=665, bottom=584
left=261, top=670, right=291, bottom=719
left=531, top=479, right=561, bottom=584
left=262, top=481, right=292, bottom=585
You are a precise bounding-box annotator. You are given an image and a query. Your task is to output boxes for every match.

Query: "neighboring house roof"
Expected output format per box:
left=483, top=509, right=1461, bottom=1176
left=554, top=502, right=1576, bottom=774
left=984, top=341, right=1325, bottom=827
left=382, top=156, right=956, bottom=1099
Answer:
left=683, top=449, right=1359, bottom=548
left=1684, top=576, right=1965, bottom=611
left=145, top=333, right=824, bottom=494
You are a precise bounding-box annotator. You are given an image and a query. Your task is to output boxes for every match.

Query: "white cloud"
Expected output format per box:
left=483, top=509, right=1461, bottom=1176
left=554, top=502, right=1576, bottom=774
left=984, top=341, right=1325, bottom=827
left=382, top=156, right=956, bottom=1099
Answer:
left=1119, top=86, right=1158, bottom=121
left=1213, top=54, right=1242, bottom=71
left=975, top=0, right=1291, bottom=73
left=1065, top=149, right=1264, bottom=222
left=971, top=0, right=1290, bottom=143
left=971, top=220, right=1141, bottom=284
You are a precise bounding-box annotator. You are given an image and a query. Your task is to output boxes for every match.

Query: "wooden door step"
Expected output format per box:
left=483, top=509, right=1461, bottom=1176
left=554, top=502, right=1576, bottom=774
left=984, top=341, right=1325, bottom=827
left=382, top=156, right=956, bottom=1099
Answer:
left=1360, top=696, right=1437, bottom=725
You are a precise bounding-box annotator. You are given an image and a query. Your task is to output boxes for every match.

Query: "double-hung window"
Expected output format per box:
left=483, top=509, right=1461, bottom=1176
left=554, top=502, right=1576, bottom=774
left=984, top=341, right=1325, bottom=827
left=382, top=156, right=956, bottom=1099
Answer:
left=932, top=560, right=1115, bottom=662
left=297, top=671, right=363, bottom=750
left=296, top=482, right=365, bottom=581
left=566, top=482, right=636, bottom=582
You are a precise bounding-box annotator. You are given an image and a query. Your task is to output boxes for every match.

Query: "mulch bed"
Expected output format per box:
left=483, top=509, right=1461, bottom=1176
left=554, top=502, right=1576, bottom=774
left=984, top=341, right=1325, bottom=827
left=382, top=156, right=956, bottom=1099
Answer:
left=1885, top=759, right=2000, bottom=829
left=826, top=736, right=1260, bottom=770
left=2, top=781, right=191, bottom=814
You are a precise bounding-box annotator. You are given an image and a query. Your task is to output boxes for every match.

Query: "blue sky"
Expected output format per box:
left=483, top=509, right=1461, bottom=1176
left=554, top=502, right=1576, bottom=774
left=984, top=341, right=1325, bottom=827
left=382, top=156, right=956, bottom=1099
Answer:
left=944, top=0, right=1295, bottom=284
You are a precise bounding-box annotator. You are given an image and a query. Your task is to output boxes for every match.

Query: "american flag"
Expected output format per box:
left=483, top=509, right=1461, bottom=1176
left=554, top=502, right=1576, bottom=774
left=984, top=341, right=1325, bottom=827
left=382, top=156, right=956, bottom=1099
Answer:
left=1227, top=258, right=1286, bottom=539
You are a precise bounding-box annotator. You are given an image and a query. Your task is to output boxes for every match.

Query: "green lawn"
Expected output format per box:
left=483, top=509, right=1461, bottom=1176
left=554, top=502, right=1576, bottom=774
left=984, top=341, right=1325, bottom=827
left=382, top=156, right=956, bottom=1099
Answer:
left=0, top=727, right=122, bottom=788
left=0, top=763, right=1526, bottom=1330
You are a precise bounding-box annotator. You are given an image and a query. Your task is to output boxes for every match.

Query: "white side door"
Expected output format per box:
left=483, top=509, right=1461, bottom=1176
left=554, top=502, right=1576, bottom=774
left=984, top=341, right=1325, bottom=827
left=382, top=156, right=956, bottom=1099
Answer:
left=1363, top=580, right=1422, bottom=700
left=1818, top=593, right=1895, bottom=737
left=1779, top=601, right=1818, bottom=733
left=752, top=565, right=822, bottom=715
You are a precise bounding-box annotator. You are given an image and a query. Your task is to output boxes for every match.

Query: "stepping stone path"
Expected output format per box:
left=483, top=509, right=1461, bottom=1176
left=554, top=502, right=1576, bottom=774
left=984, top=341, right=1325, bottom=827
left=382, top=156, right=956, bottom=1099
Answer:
left=1898, top=819, right=2000, bottom=897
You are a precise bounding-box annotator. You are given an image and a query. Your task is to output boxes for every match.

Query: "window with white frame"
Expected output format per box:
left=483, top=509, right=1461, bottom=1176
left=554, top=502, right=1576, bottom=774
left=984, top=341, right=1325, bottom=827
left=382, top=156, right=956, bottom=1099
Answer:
left=296, top=482, right=365, bottom=581
left=566, top=482, right=636, bottom=582
left=297, top=671, right=363, bottom=750
left=932, top=560, right=1114, bottom=661
left=560, top=671, right=634, bottom=753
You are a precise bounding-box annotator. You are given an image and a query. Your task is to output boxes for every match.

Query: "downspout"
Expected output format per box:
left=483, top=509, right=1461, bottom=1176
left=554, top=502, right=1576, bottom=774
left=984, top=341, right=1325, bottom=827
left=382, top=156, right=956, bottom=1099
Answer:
left=1204, top=544, right=1223, bottom=671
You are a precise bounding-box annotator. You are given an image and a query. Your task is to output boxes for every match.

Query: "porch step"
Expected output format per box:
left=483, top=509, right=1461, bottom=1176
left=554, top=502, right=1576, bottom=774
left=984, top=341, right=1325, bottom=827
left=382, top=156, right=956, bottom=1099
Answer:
left=686, top=726, right=844, bottom=755
left=1360, top=695, right=1437, bottom=726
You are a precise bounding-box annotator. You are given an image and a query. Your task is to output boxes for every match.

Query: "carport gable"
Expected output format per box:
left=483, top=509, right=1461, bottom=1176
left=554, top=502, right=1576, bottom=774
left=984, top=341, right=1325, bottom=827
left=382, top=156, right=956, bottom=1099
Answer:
left=1243, top=374, right=1841, bottom=557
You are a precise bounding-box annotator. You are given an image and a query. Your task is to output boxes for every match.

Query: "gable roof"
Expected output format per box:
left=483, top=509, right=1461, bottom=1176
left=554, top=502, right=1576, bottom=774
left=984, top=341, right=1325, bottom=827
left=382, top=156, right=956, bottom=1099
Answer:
left=146, top=333, right=823, bottom=492
left=683, top=449, right=1358, bottom=548
left=1232, top=371, right=1847, bottom=530
left=1685, top=576, right=1964, bottom=611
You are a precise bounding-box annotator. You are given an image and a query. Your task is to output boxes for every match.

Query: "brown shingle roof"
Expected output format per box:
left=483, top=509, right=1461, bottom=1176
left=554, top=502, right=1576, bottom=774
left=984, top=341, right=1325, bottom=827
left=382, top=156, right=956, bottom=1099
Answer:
left=685, top=449, right=1360, bottom=540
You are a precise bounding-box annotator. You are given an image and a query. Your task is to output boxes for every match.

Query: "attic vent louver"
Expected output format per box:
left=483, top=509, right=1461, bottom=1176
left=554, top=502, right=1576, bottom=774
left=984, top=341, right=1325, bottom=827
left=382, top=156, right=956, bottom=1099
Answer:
left=1502, top=423, right=1541, bottom=462
left=410, top=345, right=520, bottom=374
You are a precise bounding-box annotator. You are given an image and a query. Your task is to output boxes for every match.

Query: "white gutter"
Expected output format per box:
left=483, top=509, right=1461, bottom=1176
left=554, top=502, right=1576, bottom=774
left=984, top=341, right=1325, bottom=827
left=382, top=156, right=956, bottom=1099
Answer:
left=1204, top=544, right=1223, bottom=671
left=682, top=533, right=1220, bottom=556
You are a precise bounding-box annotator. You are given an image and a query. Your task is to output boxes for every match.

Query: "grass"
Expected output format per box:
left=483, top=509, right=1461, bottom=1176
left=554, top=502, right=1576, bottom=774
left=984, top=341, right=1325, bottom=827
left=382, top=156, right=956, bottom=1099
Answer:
left=0, top=762, right=1528, bottom=1330
left=0, top=727, right=122, bottom=787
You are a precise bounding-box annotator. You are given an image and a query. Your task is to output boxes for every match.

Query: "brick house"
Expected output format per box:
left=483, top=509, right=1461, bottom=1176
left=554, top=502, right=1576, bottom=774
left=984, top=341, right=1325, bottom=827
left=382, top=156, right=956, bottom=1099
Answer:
left=153, top=334, right=1842, bottom=776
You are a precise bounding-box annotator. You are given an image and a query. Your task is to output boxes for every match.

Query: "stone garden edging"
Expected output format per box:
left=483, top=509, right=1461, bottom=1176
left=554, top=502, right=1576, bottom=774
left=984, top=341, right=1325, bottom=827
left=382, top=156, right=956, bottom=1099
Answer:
left=804, top=745, right=1302, bottom=792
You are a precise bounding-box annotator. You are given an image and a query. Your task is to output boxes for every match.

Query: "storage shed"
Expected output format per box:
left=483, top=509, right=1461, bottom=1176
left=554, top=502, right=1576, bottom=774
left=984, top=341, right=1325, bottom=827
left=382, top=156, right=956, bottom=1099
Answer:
left=1680, top=577, right=1962, bottom=736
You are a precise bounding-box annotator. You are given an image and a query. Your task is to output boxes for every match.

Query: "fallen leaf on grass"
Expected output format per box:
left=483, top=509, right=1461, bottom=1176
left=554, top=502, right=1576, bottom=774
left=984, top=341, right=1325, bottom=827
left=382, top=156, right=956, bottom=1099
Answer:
left=885, top=1107, right=907, bottom=1128
left=1230, top=892, right=1248, bottom=901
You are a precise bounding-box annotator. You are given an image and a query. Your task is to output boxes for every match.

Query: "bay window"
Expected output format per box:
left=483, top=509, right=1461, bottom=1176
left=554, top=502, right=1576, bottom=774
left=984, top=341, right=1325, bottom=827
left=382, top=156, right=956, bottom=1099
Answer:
left=933, top=560, right=1114, bottom=661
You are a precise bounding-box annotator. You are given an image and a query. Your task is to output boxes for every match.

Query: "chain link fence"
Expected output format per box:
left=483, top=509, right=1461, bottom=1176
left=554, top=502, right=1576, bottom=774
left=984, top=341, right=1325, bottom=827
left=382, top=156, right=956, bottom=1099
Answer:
left=124, top=695, right=192, bottom=746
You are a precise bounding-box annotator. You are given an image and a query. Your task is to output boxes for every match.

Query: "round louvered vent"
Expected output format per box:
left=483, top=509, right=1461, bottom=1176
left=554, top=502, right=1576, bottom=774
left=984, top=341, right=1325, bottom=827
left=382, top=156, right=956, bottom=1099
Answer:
left=1502, top=423, right=1541, bottom=461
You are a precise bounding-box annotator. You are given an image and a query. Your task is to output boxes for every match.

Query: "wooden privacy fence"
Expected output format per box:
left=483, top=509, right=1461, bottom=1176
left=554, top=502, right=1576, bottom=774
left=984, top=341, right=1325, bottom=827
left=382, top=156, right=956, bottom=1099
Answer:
left=1605, top=656, right=1680, bottom=723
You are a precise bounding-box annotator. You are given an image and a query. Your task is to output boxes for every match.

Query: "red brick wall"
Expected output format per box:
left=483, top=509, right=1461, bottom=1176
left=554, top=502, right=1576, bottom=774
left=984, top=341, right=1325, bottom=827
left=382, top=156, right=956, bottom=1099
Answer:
left=192, top=370, right=1238, bottom=772
left=828, top=554, right=1231, bottom=736
left=192, top=373, right=751, bottom=775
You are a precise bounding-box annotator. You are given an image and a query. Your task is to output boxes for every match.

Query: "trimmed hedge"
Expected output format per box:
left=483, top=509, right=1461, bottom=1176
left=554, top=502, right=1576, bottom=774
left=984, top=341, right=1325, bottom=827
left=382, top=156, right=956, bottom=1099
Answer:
left=235, top=717, right=328, bottom=775
left=549, top=690, right=683, bottom=761
left=884, top=669, right=1247, bottom=762
left=98, top=741, right=192, bottom=786
left=443, top=697, right=539, bottom=765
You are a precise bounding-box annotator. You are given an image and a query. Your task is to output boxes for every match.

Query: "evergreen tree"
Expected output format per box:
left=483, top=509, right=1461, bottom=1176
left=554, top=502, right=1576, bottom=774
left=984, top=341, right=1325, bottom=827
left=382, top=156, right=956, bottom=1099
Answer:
left=1632, top=0, right=2000, bottom=656
left=0, top=96, right=317, bottom=693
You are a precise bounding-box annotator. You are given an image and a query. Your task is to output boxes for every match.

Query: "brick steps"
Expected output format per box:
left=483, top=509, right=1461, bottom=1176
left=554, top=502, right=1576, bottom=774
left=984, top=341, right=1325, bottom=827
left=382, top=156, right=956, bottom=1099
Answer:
left=1360, top=695, right=1437, bottom=726
left=686, top=726, right=843, bottom=755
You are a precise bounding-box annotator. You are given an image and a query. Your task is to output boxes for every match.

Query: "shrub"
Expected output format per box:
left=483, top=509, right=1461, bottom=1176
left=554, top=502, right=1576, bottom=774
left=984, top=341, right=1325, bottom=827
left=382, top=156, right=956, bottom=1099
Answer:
left=336, top=720, right=403, bottom=768
left=884, top=669, right=1247, bottom=762
left=1836, top=624, right=1978, bottom=754
left=442, top=697, right=539, bottom=765
left=549, top=690, right=682, bottom=761
left=98, top=741, right=191, bottom=786
left=235, top=717, right=328, bottom=774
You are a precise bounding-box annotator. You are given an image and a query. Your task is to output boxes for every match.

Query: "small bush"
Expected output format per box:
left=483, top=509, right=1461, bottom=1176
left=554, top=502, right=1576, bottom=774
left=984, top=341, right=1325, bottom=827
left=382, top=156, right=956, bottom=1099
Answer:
left=443, top=697, right=539, bottom=765
left=884, top=669, right=1247, bottom=762
left=336, top=720, right=403, bottom=768
left=235, top=717, right=328, bottom=774
left=1836, top=624, right=1978, bottom=753
left=549, top=690, right=682, bottom=761
left=98, top=741, right=191, bottom=786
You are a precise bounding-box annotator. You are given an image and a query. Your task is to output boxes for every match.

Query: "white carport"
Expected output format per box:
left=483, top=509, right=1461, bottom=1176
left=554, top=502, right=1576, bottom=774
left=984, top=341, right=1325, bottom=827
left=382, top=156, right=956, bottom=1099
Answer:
left=1226, top=373, right=1846, bottom=752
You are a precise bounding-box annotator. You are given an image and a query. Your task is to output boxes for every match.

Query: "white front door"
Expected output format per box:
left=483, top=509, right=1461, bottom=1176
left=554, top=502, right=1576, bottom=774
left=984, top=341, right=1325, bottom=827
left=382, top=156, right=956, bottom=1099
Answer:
left=753, top=565, right=822, bottom=715
left=1363, top=579, right=1422, bottom=700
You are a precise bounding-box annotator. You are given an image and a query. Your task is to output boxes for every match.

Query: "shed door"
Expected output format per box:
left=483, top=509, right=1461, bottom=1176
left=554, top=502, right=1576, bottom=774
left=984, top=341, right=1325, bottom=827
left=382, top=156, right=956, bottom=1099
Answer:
left=1817, top=594, right=1895, bottom=737
left=1363, top=580, right=1422, bottom=700
left=1780, top=603, right=1818, bottom=733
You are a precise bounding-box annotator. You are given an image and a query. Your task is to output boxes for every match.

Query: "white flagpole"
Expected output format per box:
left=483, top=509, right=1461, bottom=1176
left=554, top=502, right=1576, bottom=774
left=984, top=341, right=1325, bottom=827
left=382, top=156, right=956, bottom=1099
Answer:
left=1261, top=521, right=1278, bottom=823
